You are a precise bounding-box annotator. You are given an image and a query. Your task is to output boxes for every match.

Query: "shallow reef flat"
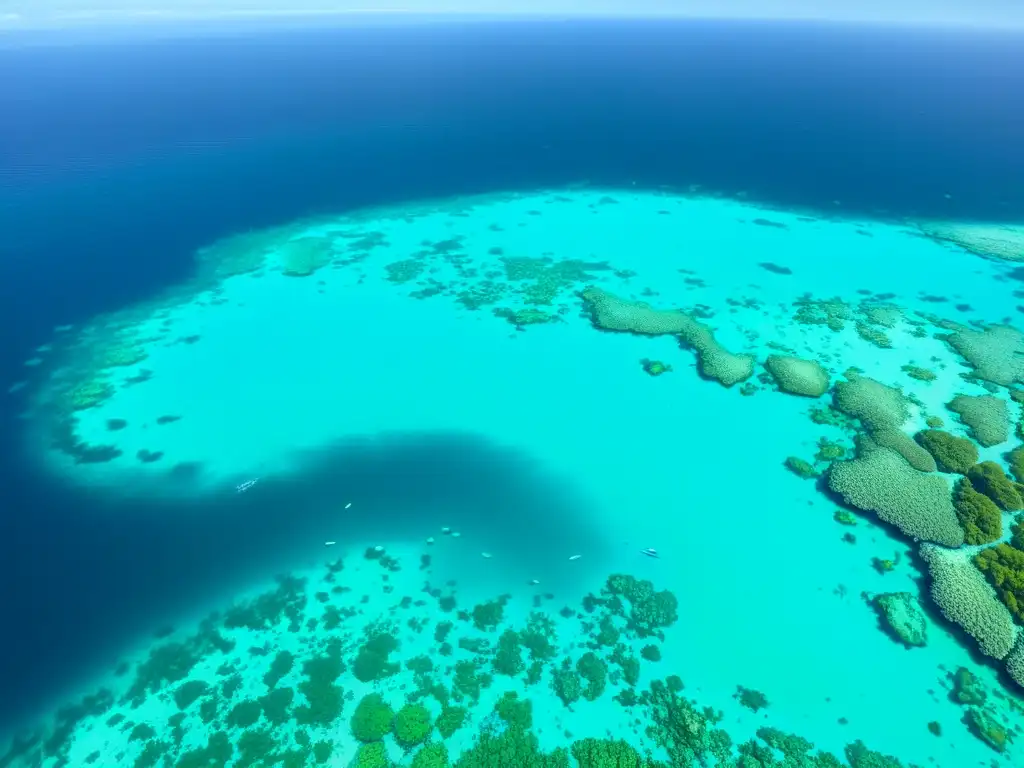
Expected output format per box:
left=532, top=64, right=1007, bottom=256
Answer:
left=9, top=186, right=1024, bottom=765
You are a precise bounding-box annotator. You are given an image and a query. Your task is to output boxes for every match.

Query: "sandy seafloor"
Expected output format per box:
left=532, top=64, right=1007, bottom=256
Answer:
left=7, top=187, right=1024, bottom=767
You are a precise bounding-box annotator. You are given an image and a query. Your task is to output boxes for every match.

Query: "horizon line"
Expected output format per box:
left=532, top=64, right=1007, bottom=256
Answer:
left=3, top=9, right=1024, bottom=34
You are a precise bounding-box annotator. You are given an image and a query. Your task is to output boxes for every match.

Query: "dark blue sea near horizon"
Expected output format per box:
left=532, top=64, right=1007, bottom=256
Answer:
left=1, top=14, right=1023, bottom=746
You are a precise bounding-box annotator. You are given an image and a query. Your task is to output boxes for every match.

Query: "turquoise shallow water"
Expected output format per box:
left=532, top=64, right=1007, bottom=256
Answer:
left=6, top=186, right=1024, bottom=766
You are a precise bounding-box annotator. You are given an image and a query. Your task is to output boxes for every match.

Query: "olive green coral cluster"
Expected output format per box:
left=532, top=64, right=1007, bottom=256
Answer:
left=580, top=287, right=755, bottom=387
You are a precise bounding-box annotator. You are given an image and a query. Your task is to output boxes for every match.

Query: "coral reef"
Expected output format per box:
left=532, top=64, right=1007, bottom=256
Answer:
left=1008, top=445, right=1024, bottom=484
left=833, top=375, right=935, bottom=471
left=679, top=322, right=755, bottom=387
left=351, top=694, right=395, bottom=742
left=913, top=430, right=978, bottom=475
left=734, top=686, right=770, bottom=713
left=964, top=707, right=1010, bottom=753
left=870, top=428, right=936, bottom=473
left=66, top=380, right=115, bottom=411
left=919, top=222, right=1024, bottom=263
left=873, top=593, right=927, bottom=647
left=785, top=456, right=819, bottom=479
left=975, top=543, right=1024, bottom=622
left=580, top=288, right=753, bottom=387
left=601, top=574, right=679, bottom=637
left=920, top=544, right=1018, bottom=660
left=1005, top=637, right=1024, bottom=689
left=827, top=448, right=964, bottom=547
left=952, top=478, right=1003, bottom=545
left=355, top=742, right=392, bottom=768
left=947, top=395, right=1010, bottom=447
left=943, top=325, right=1024, bottom=387
left=640, top=358, right=672, bottom=376
left=966, top=461, right=1022, bottom=510
left=833, top=375, right=909, bottom=432
left=763, top=354, right=830, bottom=397
left=951, top=667, right=987, bottom=705
left=393, top=703, right=432, bottom=749
left=901, top=365, right=936, bottom=383
left=580, top=287, right=693, bottom=335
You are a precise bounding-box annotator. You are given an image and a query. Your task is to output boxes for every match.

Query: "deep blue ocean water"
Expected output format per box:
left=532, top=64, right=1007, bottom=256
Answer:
left=1, top=16, right=1023, bottom=730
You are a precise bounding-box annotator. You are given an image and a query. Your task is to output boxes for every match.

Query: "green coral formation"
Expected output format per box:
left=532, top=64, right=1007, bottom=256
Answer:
left=784, top=456, right=819, bottom=479
left=640, top=358, right=672, bottom=376
left=576, top=653, right=608, bottom=701
left=827, top=446, right=964, bottom=547
left=913, top=429, right=978, bottom=474
left=901, top=364, right=936, bottom=382
left=870, top=428, right=936, bottom=473
left=570, top=738, right=654, bottom=768
left=1008, top=445, right=1024, bottom=483
left=833, top=374, right=909, bottom=433
left=948, top=394, right=1010, bottom=447
left=393, top=703, right=432, bottom=749
left=833, top=375, right=936, bottom=472
left=435, top=706, right=466, bottom=739
left=967, top=461, right=1023, bottom=510
left=351, top=694, right=395, bottom=742
left=355, top=742, right=392, bottom=768
left=873, top=593, right=927, bottom=648
left=293, top=641, right=345, bottom=726
left=814, top=439, right=846, bottom=462
left=964, top=707, right=1011, bottom=753
left=833, top=510, right=858, bottom=526
left=952, top=477, right=1004, bottom=545
left=551, top=659, right=583, bottom=708
left=975, top=543, right=1024, bottom=622
left=735, top=686, right=770, bottom=713
left=951, top=667, right=987, bottom=706
left=353, top=632, right=401, bottom=682
left=855, top=321, right=892, bottom=348
left=764, top=354, right=830, bottom=397
left=602, top=574, right=679, bottom=637
left=66, top=380, right=115, bottom=411
left=580, top=287, right=754, bottom=387
left=921, top=544, right=1018, bottom=660
left=411, top=742, right=450, bottom=768
left=942, top=323, right=1024, bottom=387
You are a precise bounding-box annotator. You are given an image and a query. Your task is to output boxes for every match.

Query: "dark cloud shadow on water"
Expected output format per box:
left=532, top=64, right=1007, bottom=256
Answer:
left=0, top=429, right=609, bottom=732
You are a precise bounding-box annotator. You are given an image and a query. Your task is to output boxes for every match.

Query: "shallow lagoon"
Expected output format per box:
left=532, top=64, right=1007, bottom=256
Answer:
left=5, top=186, right=1024, bottom=766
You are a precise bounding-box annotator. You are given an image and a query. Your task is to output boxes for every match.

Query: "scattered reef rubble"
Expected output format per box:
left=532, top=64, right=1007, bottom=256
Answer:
left=0, top=548, right=934, bottom=768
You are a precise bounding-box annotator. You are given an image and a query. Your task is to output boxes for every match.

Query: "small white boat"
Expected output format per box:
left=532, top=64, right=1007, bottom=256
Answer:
left=640, top=547, right=660, bottom=559
left=236, top=478, right=259, bottom=493
left=325, top=541, right=336, bottom=546
left=481, top=552, right=492, bottom=559
left=344, top=502, right=352, bottom=509
left=568, top=554, right=582, bottom=561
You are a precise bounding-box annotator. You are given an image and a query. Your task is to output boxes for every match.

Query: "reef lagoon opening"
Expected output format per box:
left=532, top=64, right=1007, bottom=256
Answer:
left=6, top=183, right=1024, bottom=766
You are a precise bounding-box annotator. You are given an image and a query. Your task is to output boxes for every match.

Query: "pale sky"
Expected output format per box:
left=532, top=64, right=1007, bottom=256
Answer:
left=0, top=0, right=1021, bottom=30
